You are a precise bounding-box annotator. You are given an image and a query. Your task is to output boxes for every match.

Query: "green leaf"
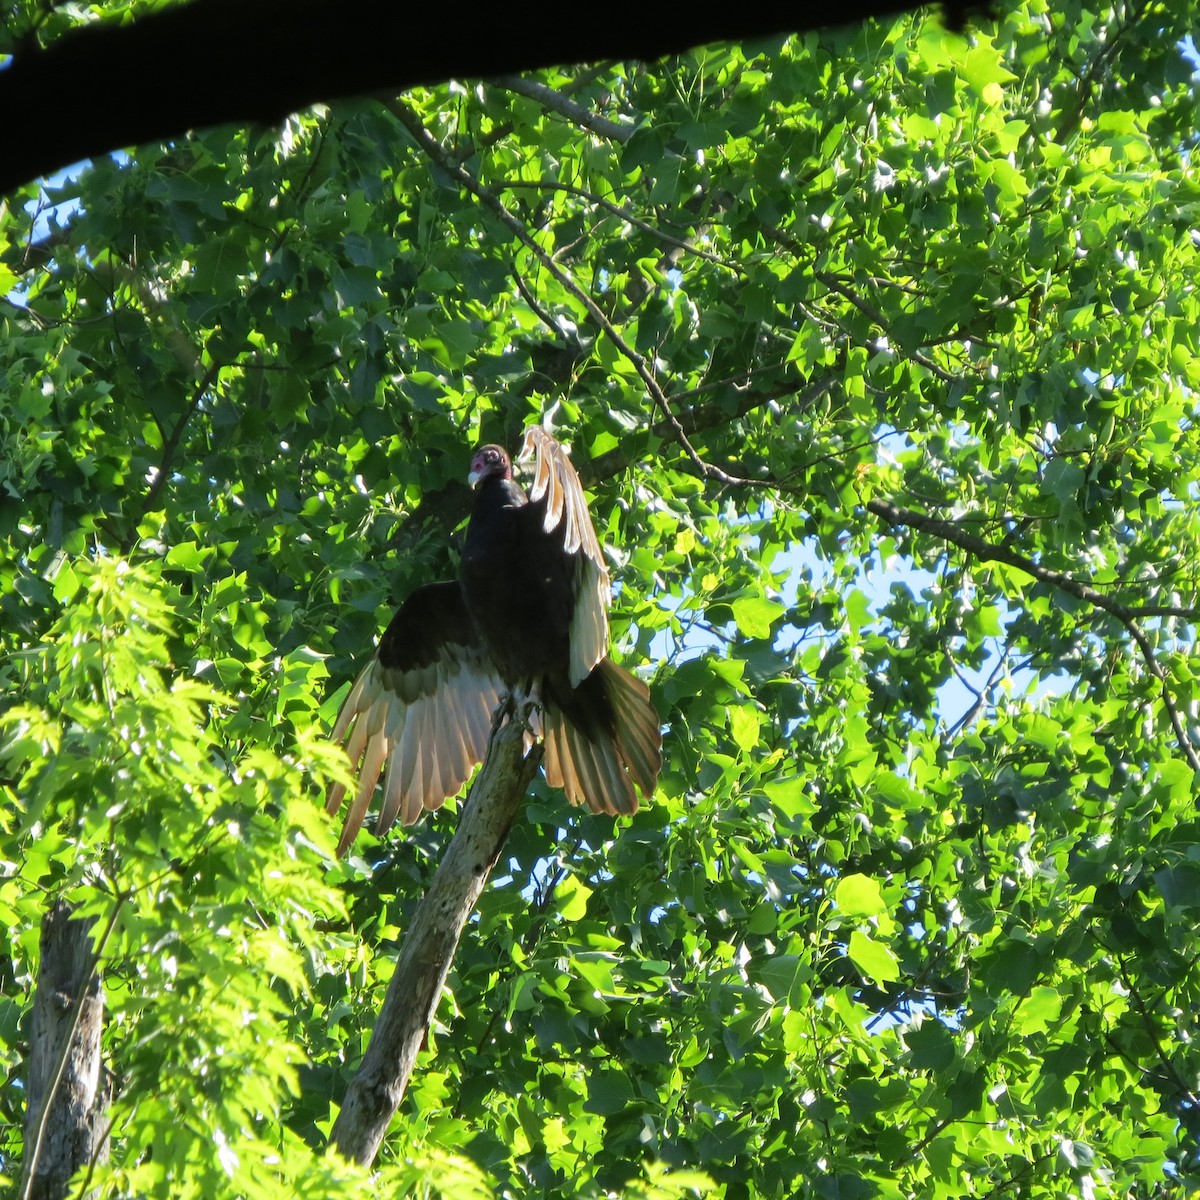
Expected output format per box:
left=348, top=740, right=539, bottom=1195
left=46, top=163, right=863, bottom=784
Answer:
left=51, top=560, right=80, bottom=604
left=1014, top=985, right=1063, bottom=1035
left=763, top=776, right=818, bottom=820
left=584, top=1068, right=634, bottom=1115
left=729, top=703, right=762, bottom=752
left=731, top=595, right=786, bottom=639
left=847, top=931, right=901, bottom=983
left=834, top=874, right=888, bottom=919
left=557, top=874, right=593, bottom=921
left=904, top=1019, right=957, bottom=1071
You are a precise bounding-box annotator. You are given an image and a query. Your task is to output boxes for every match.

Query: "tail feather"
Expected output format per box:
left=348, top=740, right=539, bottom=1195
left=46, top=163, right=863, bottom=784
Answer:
left=543, top=657, right=661, bottom=816
left=544, top=716, right=586, bottom=807
left=577, top=717, right=634, bottom=815
left=599, top=659, right=661, bottom=796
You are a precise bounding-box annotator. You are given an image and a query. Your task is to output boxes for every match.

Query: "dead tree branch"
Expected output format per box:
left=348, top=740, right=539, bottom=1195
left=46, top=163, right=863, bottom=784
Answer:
left=329, top=711, right=542, bottom=1166
left=18, top=901, right=109, bottom=1200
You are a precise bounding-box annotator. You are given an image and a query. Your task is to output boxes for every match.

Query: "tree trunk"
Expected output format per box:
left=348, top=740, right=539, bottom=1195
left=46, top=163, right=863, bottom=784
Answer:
left=18, top=900, right=108, bottom=1200
left=329, top=710, right=541, bottom=1166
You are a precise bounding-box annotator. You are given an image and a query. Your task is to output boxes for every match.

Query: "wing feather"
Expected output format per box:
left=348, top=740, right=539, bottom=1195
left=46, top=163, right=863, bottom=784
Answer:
left=395, top=699, right=425, bottom=827
left=340, top=690, right=377, bottom=780
left=327, top=581, right=503, bottom=853
left=434, top=668, right=471, bottom=799
left=337, top=768, right=379, bottom=858
left=422, top=692, right=450, bottom=812
left=458, top=685, right=489, bottom=763
left=518, top=426, right=610, bottom=686
left=410, top=692, right=442, bottom=822
left=377, top=738, right=407, bottom=834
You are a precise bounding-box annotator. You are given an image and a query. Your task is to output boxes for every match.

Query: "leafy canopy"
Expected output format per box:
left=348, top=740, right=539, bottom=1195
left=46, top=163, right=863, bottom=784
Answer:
left=2, top=2, right=1200, bottom=1197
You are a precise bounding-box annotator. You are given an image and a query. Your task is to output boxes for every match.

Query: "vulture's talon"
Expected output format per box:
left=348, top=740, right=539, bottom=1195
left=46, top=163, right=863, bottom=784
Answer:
left=491, top=694, right=516, bottom=734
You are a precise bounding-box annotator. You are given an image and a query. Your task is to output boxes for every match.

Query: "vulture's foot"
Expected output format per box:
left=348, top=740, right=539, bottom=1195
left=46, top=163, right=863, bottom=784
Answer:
left=491, top=688, right=539, bottom=735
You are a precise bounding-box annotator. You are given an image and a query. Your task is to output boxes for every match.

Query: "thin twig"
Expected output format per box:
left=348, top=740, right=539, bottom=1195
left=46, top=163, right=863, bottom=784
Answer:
left=511, top=261, right=563, bottom=337
left=1055, top=0, right=1151, bottom=141
left=945, top=637, right=1019, bottom=737
left=501, top=179, right=741, bottom=272
left=1116, top=953, right=1200, bottom=1108
left=815, top=271, right=959, bottom=384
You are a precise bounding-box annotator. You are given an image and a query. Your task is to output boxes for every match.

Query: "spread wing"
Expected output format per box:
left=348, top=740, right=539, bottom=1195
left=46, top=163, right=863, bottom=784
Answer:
left=326, top=581, right=504, bottom=855
left=517, top=426, right=610, bottom=686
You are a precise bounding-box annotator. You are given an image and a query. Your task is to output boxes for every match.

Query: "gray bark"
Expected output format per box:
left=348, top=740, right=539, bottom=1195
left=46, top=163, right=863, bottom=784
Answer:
left=18, top=900, right=108, bottom=1200
left=329, top=710, right=541, bottom=1166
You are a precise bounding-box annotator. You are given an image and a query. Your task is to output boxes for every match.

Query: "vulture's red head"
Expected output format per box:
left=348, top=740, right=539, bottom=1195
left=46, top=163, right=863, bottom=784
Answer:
left=468, top=444, right=512, bottom=487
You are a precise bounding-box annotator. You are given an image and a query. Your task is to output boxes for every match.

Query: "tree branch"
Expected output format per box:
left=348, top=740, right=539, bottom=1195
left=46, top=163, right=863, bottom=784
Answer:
left=389, top=95, right=1200, bottom=773
left=18, top=901, right=112, bottom=1200
left=329, top=710, right=543, bottom=1167
left=643, top=420, right=1200, bottom=773
left=1054, top=0, right=1152, bottom=141
left=865, top=497, right=1200, bottom=772
left=816, top=270, right=960, bottom=383
left=501, top=179, right=742, bottom=272
left=387, top=98, right=754, bottom=484
left=491, top=76, right=632, bottom=142
left=0, top=0, right=934, bottom=196
left=122, top=357, right=223, bottom=553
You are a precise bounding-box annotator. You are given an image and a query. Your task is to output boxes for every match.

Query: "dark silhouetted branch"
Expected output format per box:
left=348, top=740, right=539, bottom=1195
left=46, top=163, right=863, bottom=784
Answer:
left=0, top=1, right=933, bottom=195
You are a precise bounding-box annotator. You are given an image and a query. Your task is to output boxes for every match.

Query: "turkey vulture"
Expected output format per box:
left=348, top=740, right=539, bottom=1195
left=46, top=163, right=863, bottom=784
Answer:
left=326, top=427, right=661, bottom=855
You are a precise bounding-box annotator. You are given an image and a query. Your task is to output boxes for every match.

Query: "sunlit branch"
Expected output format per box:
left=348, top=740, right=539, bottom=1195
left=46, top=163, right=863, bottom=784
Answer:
left=491, top=76, right=632, bottom=142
